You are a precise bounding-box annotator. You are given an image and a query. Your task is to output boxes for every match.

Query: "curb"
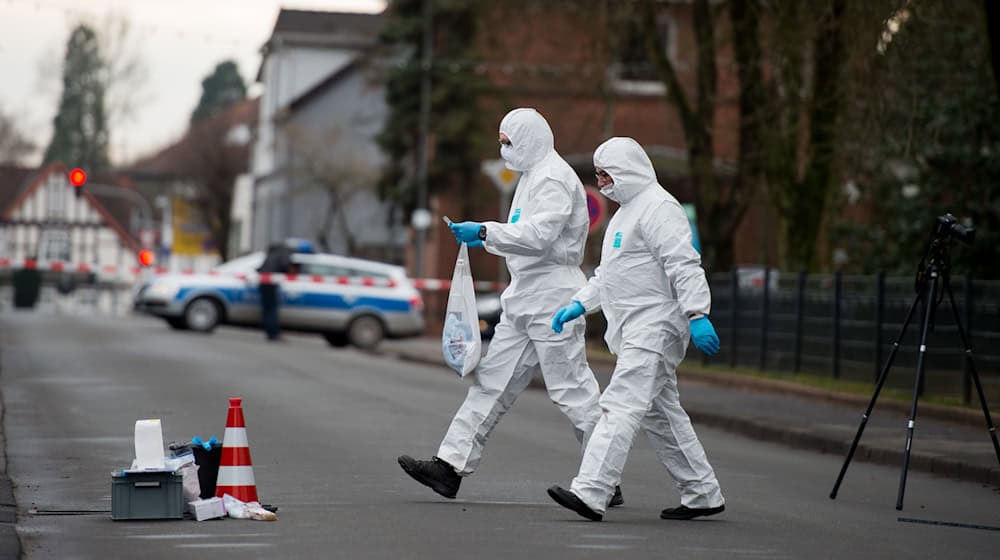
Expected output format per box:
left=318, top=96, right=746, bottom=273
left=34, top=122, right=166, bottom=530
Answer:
left=686, top=408, right=1000, bottom=489
left=383, top=346, right=1000, bottom=489
left=0, top=348, right=22, bottom=560
left=676, top=367, right=990, bottom=428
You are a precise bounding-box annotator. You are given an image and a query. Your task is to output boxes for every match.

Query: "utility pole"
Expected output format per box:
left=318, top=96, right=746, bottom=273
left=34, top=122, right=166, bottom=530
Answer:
left=414, top=0, right=434, bottom=278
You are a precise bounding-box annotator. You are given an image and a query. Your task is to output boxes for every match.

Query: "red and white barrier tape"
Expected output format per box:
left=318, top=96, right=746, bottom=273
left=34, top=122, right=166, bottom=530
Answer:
left=0, top=258, right=507, bottom=292
left=0, top=258, right=138, bottom=276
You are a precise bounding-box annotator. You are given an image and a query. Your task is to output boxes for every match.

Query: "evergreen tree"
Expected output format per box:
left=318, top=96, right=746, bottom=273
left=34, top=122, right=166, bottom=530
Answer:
left=835, top=0, right=1000, bottom=278
left=43, top=24, right=110, bottom=172
left=190, top=60, right=247, bottom=124
left=376, top=0, right=488, bottom=214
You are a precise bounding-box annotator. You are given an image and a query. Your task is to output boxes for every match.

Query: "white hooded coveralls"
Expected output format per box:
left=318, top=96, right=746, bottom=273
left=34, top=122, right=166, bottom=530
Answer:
left=568, top=137, right=724, bottom=513
left=436, top=108, right=601, bottom=474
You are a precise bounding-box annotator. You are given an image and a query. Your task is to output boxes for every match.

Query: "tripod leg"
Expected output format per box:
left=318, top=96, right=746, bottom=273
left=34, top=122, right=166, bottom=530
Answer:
left=897, top=271, right=939, bottom=510
left=830, top=289, right=921, bottom=499
left=946, top=286, right=1000, bottom=465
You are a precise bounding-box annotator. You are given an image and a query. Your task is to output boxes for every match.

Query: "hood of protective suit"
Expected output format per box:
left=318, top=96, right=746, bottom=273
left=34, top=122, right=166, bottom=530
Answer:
left=498, top=108, right=555, bottom=172
left=592, top=137, right=658, bottom=204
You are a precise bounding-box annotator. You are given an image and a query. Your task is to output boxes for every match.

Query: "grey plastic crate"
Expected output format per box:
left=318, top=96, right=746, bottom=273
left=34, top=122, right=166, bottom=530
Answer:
left=111, top=471, right=184, bottom=520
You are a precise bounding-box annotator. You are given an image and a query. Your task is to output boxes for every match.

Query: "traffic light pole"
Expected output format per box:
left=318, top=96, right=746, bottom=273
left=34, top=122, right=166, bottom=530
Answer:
left=83, top=183, right=154, bottom=233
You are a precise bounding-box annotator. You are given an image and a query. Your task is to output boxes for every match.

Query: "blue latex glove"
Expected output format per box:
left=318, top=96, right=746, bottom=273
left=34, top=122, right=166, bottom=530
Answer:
left=191, top=436, right=219, bottom=451
left=462, top=239, right=483, bottom=248
left=551, top=301, right=586, bottom=333
left=690, top=316, right=720, bottom=355
left=450, top=221, right=483, bottom=244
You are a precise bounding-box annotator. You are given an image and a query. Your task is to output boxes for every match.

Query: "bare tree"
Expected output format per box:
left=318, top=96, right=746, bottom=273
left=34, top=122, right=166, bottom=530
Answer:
left=97, top=13, right=150, bottom=135
left=172, top=104, right=253, bottom=261
left=0, top=106, right=35, bottom=165
left=635, top=0, right=759, bottom=271
left=290, top=125, right=379, bottom=255
left=35, top=12, right=149, bottom=164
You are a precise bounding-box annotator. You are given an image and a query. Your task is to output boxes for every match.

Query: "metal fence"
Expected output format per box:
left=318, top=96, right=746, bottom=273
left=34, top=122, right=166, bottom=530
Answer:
left=706, top=269, right=1000, bottom=405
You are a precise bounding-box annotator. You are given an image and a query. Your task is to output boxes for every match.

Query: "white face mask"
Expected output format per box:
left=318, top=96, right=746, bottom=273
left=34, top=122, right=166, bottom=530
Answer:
left=600, top=184, right=619, bottom=202
left=500, top=144, right=516, bottom=165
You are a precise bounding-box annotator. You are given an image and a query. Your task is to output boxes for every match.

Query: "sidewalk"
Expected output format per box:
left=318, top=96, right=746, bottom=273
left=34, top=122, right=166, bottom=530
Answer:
left=379, top=337, right=1000, bottom=489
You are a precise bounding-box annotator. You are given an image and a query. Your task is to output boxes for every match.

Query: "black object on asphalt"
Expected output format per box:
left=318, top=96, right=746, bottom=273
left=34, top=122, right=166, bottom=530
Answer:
left=12, top=267, right=41, bottom=308
left=897, top=516, right=1000, bottom=532
left=192, top=442, right=224, bottom=499
left=397, top=455, right=461, bottom=499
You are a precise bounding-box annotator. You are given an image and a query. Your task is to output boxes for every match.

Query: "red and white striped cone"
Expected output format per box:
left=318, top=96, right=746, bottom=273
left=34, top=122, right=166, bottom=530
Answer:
left=215, top=397, right=259, bottom=503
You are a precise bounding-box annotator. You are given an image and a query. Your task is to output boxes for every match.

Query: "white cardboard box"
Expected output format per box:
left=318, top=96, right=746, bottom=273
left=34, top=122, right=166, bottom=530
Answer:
left=188, top=497, right=225, bottom=521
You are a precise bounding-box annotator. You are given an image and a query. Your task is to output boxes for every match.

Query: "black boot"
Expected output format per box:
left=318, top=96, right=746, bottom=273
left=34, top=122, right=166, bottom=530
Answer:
left=660, top=504, right=725, bottom=520
left=608, top=485, right=624, bottom=507
left=398, top=455, right=462, bottom=499
left=547, top=485, right=603, bottom=521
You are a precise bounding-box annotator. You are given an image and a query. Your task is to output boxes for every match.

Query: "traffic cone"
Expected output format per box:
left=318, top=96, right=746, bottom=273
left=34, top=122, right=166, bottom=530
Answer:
left=215, top=397, right=259, bottom=503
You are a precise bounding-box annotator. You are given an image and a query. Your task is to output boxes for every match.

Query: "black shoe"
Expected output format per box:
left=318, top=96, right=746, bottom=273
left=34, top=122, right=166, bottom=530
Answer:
left=608, top=485, right=624, bottom=508
left=547, top=485, right=603, bottom=521
left=660, top=504, right=725, bottom=520
left=398, top=455, right=462, bottom=499
left=398, top=455, right=461, bottom=499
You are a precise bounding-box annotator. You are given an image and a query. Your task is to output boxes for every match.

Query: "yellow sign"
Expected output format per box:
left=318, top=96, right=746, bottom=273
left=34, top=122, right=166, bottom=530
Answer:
left=171, top=198, right=215, bottom=256
left=481, top=159, right=520, bottom=194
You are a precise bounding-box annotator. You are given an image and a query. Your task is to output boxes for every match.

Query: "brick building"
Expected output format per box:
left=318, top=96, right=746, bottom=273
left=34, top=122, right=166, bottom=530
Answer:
left=416, top=0, right=770, bottom=291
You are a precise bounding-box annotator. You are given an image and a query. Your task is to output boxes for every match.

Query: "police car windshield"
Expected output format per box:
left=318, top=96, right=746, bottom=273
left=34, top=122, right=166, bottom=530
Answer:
left=214, top=253, right=264, bottom=274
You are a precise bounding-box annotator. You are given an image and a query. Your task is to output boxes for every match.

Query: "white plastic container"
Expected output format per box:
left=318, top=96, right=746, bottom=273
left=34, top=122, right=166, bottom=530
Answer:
left=188, top=497, right=226, bottom=521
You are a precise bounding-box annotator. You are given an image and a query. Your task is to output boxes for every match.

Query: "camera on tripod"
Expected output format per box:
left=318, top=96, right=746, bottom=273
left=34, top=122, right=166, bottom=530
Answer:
left=932, top=213, right=975, bottom=245
left=832, top=210, right=1000, bottom=511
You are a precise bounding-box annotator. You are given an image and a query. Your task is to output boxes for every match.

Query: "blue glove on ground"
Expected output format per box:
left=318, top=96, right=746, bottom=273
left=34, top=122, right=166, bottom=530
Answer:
left=551, top=301, right=586, bottom=333
left=690, top=316, right=720, bottom=355
left=450, top=221, right=483, bottom=244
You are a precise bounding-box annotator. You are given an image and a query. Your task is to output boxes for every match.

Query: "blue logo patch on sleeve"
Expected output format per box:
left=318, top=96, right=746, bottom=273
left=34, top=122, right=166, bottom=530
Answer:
left=511, top=208, right=521, bottom=223
left=613, top=232, right=623, bottom=248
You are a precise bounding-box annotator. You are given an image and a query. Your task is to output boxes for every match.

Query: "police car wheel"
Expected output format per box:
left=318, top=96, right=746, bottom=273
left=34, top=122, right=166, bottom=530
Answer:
left=185, top=297, right=220, bottom=333
left=348, top=315, right=384, bottom=350
left=165, top=317, right=188, bottom=330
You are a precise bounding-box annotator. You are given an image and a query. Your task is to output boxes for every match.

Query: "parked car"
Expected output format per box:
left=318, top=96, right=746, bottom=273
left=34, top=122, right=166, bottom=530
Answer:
left=134, top=251, right=424, bottom=350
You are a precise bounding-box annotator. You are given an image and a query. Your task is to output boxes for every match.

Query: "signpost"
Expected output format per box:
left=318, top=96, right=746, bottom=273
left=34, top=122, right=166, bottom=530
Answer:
left=585, top=186, right=606, bottom=235
left=481, top=159, right=520, bottom=282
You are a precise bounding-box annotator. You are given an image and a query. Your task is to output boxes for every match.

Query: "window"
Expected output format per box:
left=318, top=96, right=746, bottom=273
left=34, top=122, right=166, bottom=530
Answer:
left=611, top=15, right=674, bottom=95
left=39, top=229, right=71, bottom=261
left=214, top=253, right=265, bottom=273
left=300, top=263, right=351, bottom=278
left=46, top=178, right=67, bottom=219
left=348, top=268, right=389, bottom=280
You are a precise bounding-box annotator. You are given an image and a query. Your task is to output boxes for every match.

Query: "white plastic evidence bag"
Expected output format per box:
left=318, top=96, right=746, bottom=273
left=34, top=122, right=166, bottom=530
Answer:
left=441, top=216, right=483, bottom=376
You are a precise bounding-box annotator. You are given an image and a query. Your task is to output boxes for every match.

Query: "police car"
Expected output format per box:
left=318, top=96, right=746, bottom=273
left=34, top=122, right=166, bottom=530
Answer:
left=134, top=250, right=424, bottom=350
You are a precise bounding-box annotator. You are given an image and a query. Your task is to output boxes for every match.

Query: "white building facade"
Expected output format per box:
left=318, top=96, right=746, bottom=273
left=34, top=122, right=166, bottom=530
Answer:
left=249, top=9, right=404, bottom=260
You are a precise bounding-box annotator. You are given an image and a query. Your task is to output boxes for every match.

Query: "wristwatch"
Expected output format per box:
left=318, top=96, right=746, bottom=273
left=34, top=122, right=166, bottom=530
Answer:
left=478, top=225, right=487, bottom=240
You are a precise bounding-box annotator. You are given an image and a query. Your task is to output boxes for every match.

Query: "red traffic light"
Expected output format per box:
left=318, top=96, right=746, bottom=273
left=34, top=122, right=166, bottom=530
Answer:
left=69, top=168, right=87, bottom=187
left=138, top=249, right=155, bottom=267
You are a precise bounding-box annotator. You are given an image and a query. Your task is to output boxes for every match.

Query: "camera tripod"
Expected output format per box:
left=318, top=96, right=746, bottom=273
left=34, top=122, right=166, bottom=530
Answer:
left=829, top=235, right=1000, bottom=510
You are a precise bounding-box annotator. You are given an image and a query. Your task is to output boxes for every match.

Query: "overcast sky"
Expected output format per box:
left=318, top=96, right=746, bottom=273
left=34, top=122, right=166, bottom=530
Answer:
left=0, top=0, right=385, bottom=166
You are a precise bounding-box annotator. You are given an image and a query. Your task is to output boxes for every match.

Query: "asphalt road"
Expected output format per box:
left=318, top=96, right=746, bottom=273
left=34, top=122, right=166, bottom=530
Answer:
left=1, top=312, right=998, bottom=559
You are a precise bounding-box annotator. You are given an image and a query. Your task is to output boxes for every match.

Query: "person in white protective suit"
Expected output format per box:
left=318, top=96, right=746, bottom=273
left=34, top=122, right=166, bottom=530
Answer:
left=398, top=108, right=623, bottom=506
left=547, top=137, right=725, bottom=522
